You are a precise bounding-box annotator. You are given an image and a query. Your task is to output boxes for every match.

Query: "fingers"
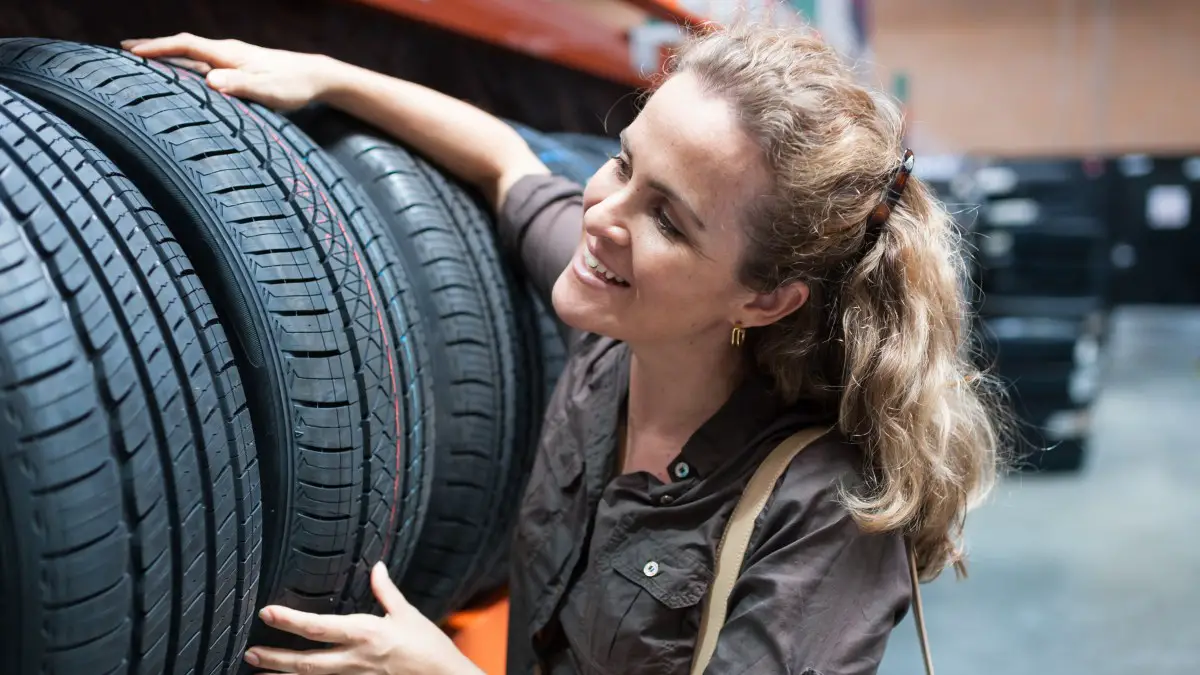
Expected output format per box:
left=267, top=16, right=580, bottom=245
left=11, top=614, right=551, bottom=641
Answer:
left=370, top=561, right=410, bottom=616
left=121, top=33, right=241, bottom=68
left=205, top=68, right=254, bottom=95
left=257, top=605, right=358, bottom=644
left=160, top=57, right=213, bottom=75
left=242, top=645, right=346, bottom=675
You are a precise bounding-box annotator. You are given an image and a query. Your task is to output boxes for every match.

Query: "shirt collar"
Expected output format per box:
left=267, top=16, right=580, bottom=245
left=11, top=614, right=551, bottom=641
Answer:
left=578, top=336, right=831, bottom=481
left=676, top=368, right=790, bottom=478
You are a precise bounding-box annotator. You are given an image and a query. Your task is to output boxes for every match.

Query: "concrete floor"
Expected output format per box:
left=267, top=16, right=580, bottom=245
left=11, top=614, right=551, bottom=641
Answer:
left=879, top=306, right=1200, bottom=675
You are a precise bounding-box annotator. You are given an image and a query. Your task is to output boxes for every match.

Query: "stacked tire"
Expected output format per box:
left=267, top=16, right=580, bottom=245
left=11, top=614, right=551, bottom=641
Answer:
left=0, top=39, right=569, bottom=675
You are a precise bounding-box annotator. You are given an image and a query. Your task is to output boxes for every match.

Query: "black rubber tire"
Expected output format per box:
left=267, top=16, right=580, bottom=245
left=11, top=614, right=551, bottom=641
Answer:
left=158, top=66, right=440, bottom=655
left=0, top=87, right=260, bottom=675
left=183, top=80, right=438, bottom=605
left=463, top=289, right=567, bottom=603
left=300, top=110, right=538, bottom=621
left=0, top=40, right=407, bottom=626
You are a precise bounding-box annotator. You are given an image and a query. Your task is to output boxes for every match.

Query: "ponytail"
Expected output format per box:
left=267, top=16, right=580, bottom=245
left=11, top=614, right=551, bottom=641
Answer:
left=833, top=178, right=1008, bottom=579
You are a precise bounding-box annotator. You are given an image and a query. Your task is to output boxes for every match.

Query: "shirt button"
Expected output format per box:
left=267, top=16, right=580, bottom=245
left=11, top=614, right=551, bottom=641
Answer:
left=643, top=561, right=660, bottom=577
left=673, top=462, right=691, bottom=480
left=660, top=494, right=674, bottom=505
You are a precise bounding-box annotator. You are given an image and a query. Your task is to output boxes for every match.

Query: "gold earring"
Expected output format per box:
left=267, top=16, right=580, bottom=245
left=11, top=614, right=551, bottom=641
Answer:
left=730, top=322, right=746, bottom=347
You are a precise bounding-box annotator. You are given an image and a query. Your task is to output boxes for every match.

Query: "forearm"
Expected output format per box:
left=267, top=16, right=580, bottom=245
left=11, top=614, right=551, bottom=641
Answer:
left=316, top=57, right=547, bottom=208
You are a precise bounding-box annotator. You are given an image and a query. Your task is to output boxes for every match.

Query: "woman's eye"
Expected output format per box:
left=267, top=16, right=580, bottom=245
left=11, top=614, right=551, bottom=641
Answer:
left=611, top=154, right=631, bottom=180
left=606, top=156, right=683, bottom=242
left=654, top=208, right=682, bottom=240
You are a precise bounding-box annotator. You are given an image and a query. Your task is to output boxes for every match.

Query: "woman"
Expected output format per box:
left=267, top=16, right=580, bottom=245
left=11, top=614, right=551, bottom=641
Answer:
left=125, top=22, right=1004, bottom=675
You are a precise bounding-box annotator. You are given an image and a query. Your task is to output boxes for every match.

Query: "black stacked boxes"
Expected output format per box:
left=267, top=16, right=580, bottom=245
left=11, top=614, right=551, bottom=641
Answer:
left=971, top=158, right=1110, bottom=472
left=1107, top=154, right=1200, bottom=306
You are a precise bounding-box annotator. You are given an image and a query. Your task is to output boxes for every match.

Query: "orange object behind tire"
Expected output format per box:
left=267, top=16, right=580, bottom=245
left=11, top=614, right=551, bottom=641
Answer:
left=446, top=595, right=511, bottom=675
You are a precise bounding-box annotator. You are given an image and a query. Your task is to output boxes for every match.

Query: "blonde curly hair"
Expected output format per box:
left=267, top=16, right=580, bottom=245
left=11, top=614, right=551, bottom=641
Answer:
left=667, top=23, right=1010, bottom=580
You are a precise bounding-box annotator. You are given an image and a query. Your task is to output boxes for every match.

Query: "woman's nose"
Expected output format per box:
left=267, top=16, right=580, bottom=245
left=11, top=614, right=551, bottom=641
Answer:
left=582, top=201, right=632, bottom=248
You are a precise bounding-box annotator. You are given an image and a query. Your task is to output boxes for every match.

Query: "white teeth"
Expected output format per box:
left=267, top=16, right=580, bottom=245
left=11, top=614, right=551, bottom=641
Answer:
left=584, top=251, right=628, bottom=286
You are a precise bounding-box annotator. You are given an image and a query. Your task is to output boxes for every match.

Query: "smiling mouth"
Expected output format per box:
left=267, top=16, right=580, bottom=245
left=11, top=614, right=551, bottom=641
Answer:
left=584, top=251, right=630, bottom=287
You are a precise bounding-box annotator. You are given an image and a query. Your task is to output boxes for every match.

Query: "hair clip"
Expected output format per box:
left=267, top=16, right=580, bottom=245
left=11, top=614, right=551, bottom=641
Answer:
left=866, top=149, right=915, bottom=230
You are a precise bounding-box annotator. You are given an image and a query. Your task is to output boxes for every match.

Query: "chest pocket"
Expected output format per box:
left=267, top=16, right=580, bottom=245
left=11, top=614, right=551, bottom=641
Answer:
left=611, top=542, right=711, bottom=609
left=578, top=531, right=713, bottom=674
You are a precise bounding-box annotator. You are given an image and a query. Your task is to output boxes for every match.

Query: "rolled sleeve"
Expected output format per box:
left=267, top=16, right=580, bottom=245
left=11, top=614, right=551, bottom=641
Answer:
left=702, top=451, right=912, bottom=675
left=499, top=173, right=585, bottom=307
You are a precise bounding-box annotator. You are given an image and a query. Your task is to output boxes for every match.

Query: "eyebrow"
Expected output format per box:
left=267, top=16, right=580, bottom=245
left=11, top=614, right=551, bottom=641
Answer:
left=619, top=130, right=707, bottom=231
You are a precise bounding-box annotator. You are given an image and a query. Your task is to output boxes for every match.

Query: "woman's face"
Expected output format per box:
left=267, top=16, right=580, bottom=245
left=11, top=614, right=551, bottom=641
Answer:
left=552, top=71, right=790, bottom=349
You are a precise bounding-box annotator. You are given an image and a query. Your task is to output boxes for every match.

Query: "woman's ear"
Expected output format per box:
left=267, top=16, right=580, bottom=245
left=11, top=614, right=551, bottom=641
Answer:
left=738, top=280, right=809, bottom=328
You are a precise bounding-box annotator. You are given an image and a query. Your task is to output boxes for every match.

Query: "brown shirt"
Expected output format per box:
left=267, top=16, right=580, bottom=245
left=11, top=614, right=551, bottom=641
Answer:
left=498, top=174, right=912, bottom=675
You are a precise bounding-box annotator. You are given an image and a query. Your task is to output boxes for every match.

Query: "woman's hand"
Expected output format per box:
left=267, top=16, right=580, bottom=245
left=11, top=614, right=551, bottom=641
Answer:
left=120, top=33, right=341, bottom=111
left=242, top=562, right=483, bottom=675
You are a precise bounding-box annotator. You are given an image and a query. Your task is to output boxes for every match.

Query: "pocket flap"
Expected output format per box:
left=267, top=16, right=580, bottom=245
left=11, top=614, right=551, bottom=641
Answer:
left=612, top=538, right=712, bottom=610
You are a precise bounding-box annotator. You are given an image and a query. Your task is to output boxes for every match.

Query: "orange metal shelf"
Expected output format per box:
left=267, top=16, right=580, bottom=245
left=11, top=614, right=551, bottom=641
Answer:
left=346, top=0, right=712, bottom=86
left=446, top=594, right=511, bottom=675
left=620, top=0, right=709, bottom=26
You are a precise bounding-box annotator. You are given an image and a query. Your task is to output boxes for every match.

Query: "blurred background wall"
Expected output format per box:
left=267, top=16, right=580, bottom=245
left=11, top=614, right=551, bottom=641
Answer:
left=871, top=0, right=1200, bottom=156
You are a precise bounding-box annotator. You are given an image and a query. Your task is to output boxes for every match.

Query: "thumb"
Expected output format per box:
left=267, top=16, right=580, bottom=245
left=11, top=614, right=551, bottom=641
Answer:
left=205, top=68, right=253, bottom=95
left=371, top=561, right=409, bottom=616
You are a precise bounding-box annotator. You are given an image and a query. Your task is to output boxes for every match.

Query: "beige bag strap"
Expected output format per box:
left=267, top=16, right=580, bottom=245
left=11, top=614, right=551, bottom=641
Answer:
left=689, top=427, right=934, bottom=675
